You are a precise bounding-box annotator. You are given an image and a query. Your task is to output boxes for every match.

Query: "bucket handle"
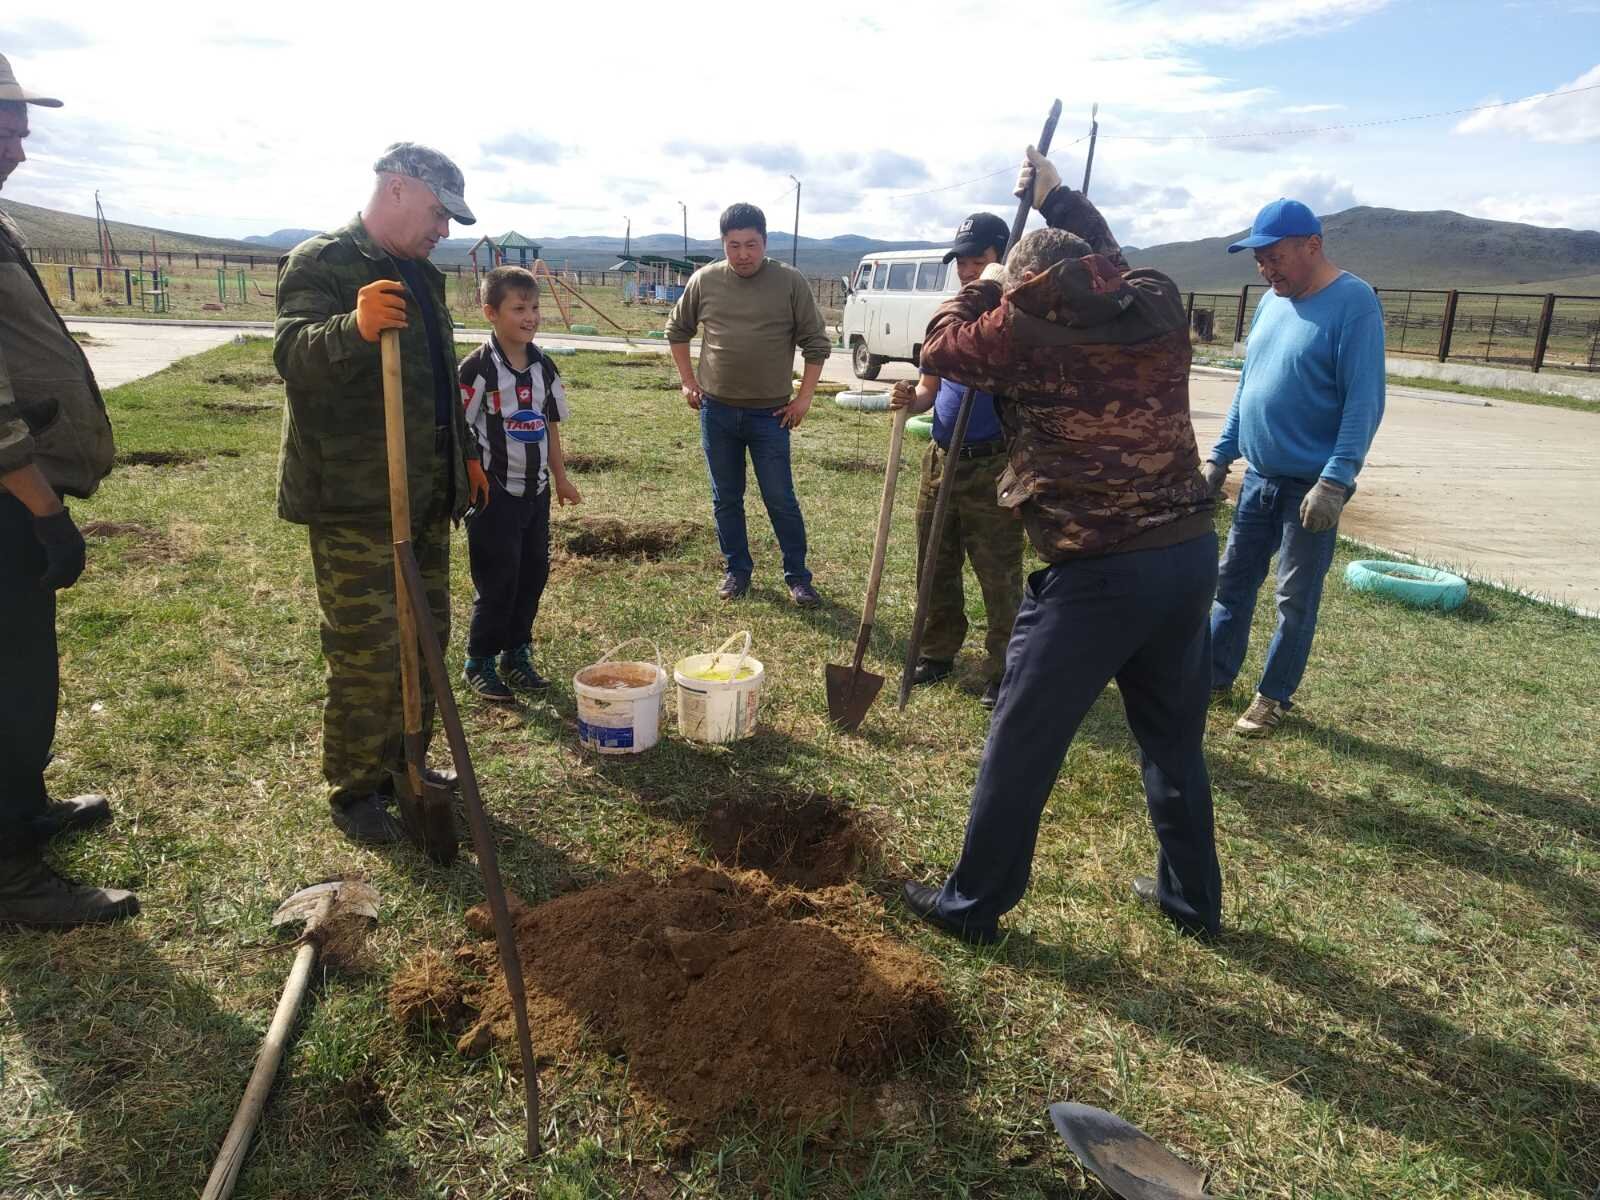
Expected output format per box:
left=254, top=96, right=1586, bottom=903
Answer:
left=710, top=630, right=752, bottom=678
left=598, top=637, right=664, bottom=674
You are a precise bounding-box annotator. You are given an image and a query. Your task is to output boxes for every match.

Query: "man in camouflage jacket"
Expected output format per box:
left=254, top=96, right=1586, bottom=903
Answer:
left=901, top=148, right=1223, bottom=945
left=274, top=143, right=486, bottom=846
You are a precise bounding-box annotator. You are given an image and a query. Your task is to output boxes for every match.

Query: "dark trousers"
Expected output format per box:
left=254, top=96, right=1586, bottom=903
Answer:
left=465, top=479, right=551, bottom=659
left=1, top=495, right=56, bottom=854
left=935, top=532, right=1223, bottom=936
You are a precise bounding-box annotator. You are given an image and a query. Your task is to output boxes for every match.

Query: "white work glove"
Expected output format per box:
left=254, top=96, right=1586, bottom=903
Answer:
left=1299, top=479, right=1348, bottom=532
left=1013, top=145, right=1062, bottom=211
left=1201, top=460, right=1229, bottom=497
left=979, top=262, right=1007, bottom=285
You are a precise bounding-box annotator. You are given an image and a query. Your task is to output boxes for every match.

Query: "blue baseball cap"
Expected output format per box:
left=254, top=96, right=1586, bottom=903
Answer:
left=1227, top=198, right=1321, bottom=253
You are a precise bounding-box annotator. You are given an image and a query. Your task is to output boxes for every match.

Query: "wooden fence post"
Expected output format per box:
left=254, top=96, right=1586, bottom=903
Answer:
left=1437, top=290, right=1459, bottom=361
left=1234, top=285, right=1250, bottom=347
left=1530, top=293, right=1557, bottom=373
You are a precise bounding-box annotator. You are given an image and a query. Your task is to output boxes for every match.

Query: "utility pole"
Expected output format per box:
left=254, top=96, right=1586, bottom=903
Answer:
left=788, top=175, right=800, bottom=268
left=678, top=201, right=688, bottom=260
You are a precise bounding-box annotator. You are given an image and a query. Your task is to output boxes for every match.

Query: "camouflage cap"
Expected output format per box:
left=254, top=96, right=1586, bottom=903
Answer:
left=372, top=142, right=475, bottom=225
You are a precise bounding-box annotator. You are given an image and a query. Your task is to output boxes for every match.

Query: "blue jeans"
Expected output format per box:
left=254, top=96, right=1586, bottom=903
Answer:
left=1210, top=468, right=1339, bottom=705
left=934, top=534, right=1222, bottom=937
left=699, top=396, right=810, bottom=584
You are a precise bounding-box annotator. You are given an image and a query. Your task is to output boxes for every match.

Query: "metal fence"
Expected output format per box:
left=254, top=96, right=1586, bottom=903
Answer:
left=1186, top=283, right=1600, bottom=374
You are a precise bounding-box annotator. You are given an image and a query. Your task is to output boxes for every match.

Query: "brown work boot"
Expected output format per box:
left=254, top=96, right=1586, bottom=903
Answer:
left=1233, top=693, right=1286, bottom=738
left=0, top=853, right=140, bottom=928
left=35, top=793, right=113, bottom=841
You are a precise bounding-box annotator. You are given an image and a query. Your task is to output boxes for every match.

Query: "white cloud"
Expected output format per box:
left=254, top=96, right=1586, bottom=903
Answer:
left=1467, top=191, right=1600, bottom=231
left=1453, top=63, right=1600, bottom=143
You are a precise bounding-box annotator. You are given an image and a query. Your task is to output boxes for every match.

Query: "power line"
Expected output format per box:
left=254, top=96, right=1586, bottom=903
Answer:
left=1100, top=81, right=1600, bottom=142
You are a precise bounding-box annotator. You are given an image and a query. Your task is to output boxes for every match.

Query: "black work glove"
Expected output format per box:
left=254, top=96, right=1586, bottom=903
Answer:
left=34, top=507, right=87, bottom=590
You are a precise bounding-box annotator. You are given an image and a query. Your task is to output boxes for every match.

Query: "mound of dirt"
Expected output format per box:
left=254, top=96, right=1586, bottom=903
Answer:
left=561, top=517, right=696, bottom=560
left=561, top=452, right=623, bottom=473
left=388, top=948, right=468, bottom=1036
left=397, top=868, right=951, bottom=1139
left=700, top=793, right=878, bottom=891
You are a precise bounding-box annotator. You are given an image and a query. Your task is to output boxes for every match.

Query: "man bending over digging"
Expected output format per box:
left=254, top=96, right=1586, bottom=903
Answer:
left=900, top=148, right=1224, bottom=945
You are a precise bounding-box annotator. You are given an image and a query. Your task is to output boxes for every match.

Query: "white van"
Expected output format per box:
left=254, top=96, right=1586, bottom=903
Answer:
left=840, top=248, right=957, bottom=380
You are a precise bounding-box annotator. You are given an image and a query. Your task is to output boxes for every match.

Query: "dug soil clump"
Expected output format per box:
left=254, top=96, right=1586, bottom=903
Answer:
left=701, top=792, right=879, bottom=890
left=561, top=452, right=623, bottom=473
left=396, top=869, right=951, bottom=1139
left=561, top=517, right=697, bottom=560
left=79, top=520, right=182, bottom=563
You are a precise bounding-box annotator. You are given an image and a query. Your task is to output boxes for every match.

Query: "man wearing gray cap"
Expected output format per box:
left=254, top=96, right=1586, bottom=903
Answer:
left=0, top=53, right=139, bottom=926
left=274, top=142, right=488, bottom=845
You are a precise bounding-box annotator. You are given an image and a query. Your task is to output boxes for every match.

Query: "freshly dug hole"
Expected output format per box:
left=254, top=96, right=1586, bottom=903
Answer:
left=700, top=793, right=878, bottom=890
left=561, top=517, right=696, bottom=560
left=115, top=449, right=240, bottom=468
left=561, top=452, right=623, bottom=473
left=399, top=869, right=952, bottom=1139
left=205, top=369, right=283, bottom=388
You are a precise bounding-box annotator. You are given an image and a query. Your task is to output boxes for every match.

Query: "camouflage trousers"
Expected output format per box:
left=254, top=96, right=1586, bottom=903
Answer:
left=307, top=507, right=451, bottom=809
left=915, top=442, right=1024, bottom=683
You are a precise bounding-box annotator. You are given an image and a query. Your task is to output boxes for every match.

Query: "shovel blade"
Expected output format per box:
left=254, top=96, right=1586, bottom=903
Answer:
left=825, top=663, right=884, bottom=732
left=272, top=879, right=380, bottom=929
left=393, top=774, right=460, bottom=866
left=1048, top=1103, right=1210, bottom=1200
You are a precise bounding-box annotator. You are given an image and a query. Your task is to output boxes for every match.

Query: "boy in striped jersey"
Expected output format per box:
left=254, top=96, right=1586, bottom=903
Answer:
left=458, top=266, right=580, bottom=700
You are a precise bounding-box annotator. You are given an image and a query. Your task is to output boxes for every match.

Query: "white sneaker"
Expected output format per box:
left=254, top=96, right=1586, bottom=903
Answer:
left=1233, top=693, right=1285, bottom=738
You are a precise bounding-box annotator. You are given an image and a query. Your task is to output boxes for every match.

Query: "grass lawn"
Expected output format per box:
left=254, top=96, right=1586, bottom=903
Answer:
left=1389, top=374, right=1600, bottom=415
left=1, top=338, right=1596, bottom=1199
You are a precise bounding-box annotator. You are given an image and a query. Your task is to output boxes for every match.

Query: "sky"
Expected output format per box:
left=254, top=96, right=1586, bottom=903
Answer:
left=2, top=0, right=1597, bottom=252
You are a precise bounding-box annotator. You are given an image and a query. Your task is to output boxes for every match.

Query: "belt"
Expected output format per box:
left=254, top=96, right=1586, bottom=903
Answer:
left=936, top=438, right=1006, bottom=461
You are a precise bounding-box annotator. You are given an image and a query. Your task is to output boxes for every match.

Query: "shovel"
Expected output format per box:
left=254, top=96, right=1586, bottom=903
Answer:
left=827, top=405, right=910, bottom=731
left=380, top=327, right=457, bottom=865
left=201, top=880, right=381, bottom=1200
left=1048, top=1102, right=1212, bottom=1200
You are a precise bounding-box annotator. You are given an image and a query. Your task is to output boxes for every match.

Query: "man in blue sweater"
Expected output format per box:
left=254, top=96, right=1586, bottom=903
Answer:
left=1204, top=199, right=1385, bottom=737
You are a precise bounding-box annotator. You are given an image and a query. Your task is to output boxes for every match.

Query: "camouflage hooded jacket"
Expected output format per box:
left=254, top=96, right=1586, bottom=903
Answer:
left=919, top=187, right=1213, bottom=562
left=273, top=216, right=476, bottom=527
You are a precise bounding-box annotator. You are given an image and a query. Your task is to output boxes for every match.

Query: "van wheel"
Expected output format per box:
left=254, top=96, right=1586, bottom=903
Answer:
left=852, top=339, right=883, bottom=380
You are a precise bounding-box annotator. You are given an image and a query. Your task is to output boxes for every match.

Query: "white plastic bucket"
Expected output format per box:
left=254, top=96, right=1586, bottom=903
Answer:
left=573, top=639, right=667, bottom=755
left=674, top=631, right=764, bottom=744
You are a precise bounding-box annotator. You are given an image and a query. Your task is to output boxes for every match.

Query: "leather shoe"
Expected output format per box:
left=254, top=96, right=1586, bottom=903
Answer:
left=1131, top=876, right=1158, bottom=906
left=423, top=767, right=459, bottom=791
left=718, top=572, right=750, bottom=601
left=900, top=881, right=999, bottom=946
left=331, top=794, right=407, bottom=845
left=34, top=793, right=113, bottom=840
left=980, top=681, right=1001, bottom=710
left=0, top=854, right=139, bottom=928
left=910, top=658, right=953, bottom=688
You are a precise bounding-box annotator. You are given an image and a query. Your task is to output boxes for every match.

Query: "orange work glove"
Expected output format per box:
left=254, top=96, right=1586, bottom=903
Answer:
left=354, top=278, right=408, bottom=343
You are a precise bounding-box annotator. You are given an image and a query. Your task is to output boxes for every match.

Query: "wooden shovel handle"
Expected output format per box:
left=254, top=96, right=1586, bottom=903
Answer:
left=852, top=406, right=909, bottom=671
left=381, top=329, right=424, bottom=747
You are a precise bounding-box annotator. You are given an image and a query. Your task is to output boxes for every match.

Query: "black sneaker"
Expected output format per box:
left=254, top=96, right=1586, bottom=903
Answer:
left=980, top=680, right=1001, bottom=710
left=499, top=644, right=550, bottom=691
left=718, top=572, right=751, bottom=601
left=789, top=580, right=822, bottom=609
left=0, top=854, right=140, bottom=928
left=330, top=793, right=407, bottom=845
left=910, top=658, right=954, bottom=688
left=464, top=656, right=515, bottom=702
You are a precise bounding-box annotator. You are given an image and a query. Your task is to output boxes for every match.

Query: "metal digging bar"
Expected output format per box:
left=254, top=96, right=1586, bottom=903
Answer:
left=395, top=541, right=542, bottom=1158
left=899, top=97, right=1063, bottom=708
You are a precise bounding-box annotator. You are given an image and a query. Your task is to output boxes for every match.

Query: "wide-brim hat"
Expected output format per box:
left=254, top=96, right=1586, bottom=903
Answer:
left=0, top=54, right=63, bottom=107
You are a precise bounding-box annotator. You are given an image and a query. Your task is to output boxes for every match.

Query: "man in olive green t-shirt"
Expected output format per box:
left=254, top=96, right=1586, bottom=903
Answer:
left=666, top=203, right=832, bottom=607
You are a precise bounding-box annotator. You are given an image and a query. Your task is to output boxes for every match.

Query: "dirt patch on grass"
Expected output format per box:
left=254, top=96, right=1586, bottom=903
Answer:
left=79, top=520, right=183, bottom=563
left=397, top=868, right=951, bottom=1139
left=561, top=452, right=623, bottom=473
left=389, top=948, right=470, bottom=1037
left=201, top=401, right=275, bottom=415
left=204, top=369, right=282, bottom=388
left=816, top=454, right=884, bottom=474
left=700, top=793, right=879, bottom=891
left=560, top=517, right=697, bottom=560
left=115, top=449, right=241, bottom=468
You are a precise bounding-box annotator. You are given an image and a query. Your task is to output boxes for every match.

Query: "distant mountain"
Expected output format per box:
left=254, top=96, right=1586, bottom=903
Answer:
left=1123, top=207, right=1600, bottom=293
left=0, top=198, right=269, bottom=257
left=244, top=228, right=320, bottom=249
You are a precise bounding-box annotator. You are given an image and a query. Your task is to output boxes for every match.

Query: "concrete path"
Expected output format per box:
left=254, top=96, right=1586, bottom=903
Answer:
left=67, top=317, right=1599, bottom=615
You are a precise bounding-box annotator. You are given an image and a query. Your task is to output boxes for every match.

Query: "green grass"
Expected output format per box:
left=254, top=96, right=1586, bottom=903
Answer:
left=1390, top=373, right=1600, bottom=414
left=1, top=338, right=1597, bottom=1199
